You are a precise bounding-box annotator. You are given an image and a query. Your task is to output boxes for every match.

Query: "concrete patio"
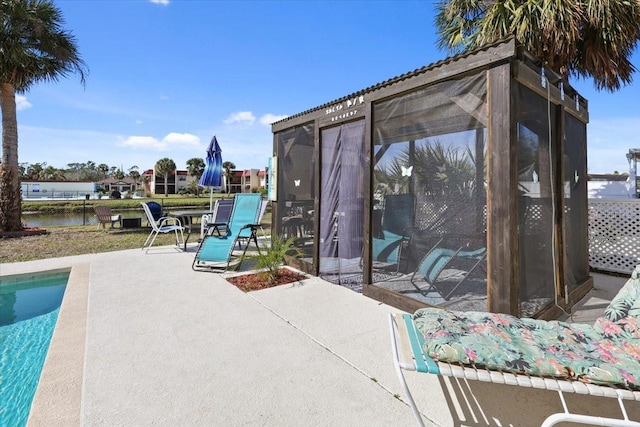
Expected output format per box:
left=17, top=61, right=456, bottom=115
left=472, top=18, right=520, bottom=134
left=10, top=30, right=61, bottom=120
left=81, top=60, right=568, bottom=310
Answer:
left=3, top=245, right=639, bottom=426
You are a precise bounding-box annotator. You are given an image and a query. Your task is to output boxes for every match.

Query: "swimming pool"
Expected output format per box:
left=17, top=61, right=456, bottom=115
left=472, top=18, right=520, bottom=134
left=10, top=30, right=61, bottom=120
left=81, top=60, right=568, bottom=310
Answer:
left=0, top=270, right=69, bottom=427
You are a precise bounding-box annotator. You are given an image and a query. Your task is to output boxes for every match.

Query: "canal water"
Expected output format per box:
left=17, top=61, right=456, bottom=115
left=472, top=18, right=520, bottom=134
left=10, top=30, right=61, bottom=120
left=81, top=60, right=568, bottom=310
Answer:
left=21, top=210, right=146, bottom=228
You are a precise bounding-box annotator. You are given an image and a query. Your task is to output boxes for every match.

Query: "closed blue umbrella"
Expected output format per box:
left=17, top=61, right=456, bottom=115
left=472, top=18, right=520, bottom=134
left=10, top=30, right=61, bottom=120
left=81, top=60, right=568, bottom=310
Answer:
left=199, top=135, right=223, bottom=211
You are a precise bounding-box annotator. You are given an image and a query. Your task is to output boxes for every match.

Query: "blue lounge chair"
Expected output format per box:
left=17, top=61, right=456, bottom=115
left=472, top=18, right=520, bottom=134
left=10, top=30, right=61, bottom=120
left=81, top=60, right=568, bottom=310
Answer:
left=410, top=238, right=486, bottom=300
left=192, top=193, right=263, bottom=271
left=372, top=194, right=415, bottom=270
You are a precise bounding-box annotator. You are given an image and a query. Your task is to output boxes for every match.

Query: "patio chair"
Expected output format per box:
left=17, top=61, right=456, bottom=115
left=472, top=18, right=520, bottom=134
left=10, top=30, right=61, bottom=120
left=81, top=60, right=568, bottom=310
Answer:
left=371, top=194, right=415, bottom=270
left=192, top=193, right=263, bottom=271
left=410, top=238, right=486, bottom=300
left=200, top=199, right=234, bottom=238
left=94, top=206, right=122, bottom=229
left=140, top=202, right=185, bottom=253
left=248, top=199, right=269, bottom=240
left=146, top=201, right=164, bottom=221
left=390, top=265, right=640, bottom=427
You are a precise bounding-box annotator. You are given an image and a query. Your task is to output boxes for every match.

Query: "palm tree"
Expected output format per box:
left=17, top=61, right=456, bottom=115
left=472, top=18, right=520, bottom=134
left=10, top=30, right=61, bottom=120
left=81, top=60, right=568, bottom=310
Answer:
left=128, top=165, right=140, bottom=194
left=98, top=163, right=110, bottom=179
left=0, top=0, right=87, bottom=231
left=223, top=161, right=236, bottom=194
left=435, top=0, right=640, bottom=91
left=186, top=157, right=205, bottom=196
left=113, top=168, right=125, bottom=180
left=155, top=158, right=176, bottom=197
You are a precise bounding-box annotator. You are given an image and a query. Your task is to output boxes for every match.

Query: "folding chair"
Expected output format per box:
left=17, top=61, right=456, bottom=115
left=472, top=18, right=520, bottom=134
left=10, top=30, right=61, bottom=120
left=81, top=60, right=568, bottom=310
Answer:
left=200, top=199, right=234, bottom=239
left=410, top=238, right=486, bottom=300
left=192, top=194, right=263, bottom=271
left=140, top=202, right=185, bottom=253
left=371, top=194, right=415, bottom=271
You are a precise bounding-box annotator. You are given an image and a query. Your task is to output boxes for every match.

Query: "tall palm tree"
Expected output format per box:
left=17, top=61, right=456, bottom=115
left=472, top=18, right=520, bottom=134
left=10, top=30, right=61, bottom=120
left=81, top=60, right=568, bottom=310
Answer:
left=98, top=163, right=110, bottom=180
left=155, top=158, right=176, bottom=197
left=0, top=0, right=87, bottom=231
left=435, top=0, right=640, bottom=91
left=128, top=165, right=140, bottom=194
left=222, top=161, right=236, bottom=194
left=186, top=157, right=205, bottom=196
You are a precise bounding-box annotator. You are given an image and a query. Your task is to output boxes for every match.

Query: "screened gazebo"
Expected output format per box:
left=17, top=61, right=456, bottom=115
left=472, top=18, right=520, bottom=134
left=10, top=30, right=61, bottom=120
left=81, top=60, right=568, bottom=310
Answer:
left=270, top=38, right=592, bottom=318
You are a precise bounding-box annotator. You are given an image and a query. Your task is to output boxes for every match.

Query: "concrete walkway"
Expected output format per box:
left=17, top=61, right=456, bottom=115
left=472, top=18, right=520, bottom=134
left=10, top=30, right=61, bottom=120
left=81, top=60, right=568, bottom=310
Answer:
left=2, top=246, right=639, bottom=426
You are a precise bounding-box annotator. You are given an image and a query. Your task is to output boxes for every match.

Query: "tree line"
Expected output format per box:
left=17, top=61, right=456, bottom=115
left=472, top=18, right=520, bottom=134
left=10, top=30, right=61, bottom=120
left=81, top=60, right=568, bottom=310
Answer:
left=21, top=161, right=138, bottom=181
left=19, top=157, right=238, bottom=198
left=20, top=158, right=236, bottom=181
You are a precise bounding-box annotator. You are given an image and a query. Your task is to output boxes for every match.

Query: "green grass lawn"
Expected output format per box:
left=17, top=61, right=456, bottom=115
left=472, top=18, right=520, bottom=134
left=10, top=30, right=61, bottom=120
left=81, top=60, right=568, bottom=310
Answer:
left=0, top=226, right=182, bottom=262
left=3, top=207, right=272, bottom=263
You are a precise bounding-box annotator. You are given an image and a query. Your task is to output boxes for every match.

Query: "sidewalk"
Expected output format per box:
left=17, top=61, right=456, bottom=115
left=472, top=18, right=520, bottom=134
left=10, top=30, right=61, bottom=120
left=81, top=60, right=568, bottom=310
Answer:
left=2, top=247, right=638, bottom=426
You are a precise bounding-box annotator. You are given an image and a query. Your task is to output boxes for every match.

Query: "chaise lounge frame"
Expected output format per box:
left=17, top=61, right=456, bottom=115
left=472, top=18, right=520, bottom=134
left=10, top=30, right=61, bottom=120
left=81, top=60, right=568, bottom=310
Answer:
left=389, top=312, right=640, bottom=427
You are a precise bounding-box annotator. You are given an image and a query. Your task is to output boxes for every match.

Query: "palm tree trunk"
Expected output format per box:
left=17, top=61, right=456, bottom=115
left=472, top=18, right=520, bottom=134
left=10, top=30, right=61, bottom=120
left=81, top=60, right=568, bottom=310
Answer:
left=0, top=83, right=23, bottom=231
left=164, top=175, right=168, bottom=196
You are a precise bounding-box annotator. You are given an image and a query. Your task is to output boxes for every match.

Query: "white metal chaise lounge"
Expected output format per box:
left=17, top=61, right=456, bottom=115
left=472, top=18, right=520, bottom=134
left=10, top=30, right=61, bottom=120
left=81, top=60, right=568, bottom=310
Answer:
left=390, top=265, right=640, bottom=427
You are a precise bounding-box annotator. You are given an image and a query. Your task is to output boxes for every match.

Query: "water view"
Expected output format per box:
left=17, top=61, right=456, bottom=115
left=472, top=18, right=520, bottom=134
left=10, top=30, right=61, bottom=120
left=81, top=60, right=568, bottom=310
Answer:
left=22, top=211, right=144, bottom=228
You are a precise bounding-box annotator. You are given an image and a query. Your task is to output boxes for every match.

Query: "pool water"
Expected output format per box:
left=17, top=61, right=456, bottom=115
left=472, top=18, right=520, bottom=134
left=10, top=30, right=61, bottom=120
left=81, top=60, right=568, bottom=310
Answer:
left=0, top=271, right=69, bottom=427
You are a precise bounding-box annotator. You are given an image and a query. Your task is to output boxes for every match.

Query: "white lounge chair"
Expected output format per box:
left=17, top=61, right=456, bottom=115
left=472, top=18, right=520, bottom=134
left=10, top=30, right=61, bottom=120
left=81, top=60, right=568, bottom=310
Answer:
left=390, top=265, right=640, bottom=427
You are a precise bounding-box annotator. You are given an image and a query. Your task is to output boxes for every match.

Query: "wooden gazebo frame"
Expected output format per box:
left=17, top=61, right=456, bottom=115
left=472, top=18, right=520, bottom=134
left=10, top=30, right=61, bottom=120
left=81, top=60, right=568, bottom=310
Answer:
left=271, top=38, right=592, bottom=317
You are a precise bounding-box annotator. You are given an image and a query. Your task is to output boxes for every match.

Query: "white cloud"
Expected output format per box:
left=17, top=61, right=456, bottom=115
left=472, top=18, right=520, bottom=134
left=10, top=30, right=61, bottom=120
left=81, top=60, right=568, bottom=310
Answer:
left=224, top=111, right=256, bottom=125
left=16, top=95, right=32, bottom=111
left=117, top=132, right=200, bottom=151
left=150, top=0, right=169, bottom=5
left=118, top=136, right=165, bottom=150
left=163, top=132, right=200, bottom=146
left=260, top=113, right=288, bottom=125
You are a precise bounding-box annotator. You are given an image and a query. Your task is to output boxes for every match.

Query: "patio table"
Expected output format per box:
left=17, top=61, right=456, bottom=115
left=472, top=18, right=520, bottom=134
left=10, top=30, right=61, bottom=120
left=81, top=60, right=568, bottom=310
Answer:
left=168, top=209, right=212, bottom=250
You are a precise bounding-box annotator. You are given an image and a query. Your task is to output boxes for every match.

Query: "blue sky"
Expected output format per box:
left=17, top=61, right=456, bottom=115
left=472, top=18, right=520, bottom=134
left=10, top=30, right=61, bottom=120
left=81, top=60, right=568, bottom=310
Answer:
left=15, top=0, right=640, bottom=174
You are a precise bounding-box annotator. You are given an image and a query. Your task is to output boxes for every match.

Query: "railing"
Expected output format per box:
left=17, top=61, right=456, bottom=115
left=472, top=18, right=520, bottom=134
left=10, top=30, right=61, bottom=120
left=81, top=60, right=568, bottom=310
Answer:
left=23, top=190, right=97, bottom=200
left=589, top=199, right=640, bottom=274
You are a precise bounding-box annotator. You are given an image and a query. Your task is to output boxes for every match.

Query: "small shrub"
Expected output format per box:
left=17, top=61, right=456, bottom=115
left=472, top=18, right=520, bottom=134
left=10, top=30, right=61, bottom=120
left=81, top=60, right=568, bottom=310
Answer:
left=252, top=235, right=303, bottom=284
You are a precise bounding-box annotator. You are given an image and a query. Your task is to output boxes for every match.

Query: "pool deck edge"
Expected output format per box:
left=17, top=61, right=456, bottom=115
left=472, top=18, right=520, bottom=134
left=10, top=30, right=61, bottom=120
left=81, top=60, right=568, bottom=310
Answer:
left=27, top=262, right=89, bottom=426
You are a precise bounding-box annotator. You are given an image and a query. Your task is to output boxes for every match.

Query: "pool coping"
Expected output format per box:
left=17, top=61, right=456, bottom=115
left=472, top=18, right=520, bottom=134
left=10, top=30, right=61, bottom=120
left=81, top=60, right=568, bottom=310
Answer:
left=26, top=263, right=89, bottom=426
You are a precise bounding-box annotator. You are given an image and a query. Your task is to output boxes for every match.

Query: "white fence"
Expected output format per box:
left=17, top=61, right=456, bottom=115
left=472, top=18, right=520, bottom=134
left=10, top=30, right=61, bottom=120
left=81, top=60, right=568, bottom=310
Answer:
left=589, top=199, right=640, bottom=274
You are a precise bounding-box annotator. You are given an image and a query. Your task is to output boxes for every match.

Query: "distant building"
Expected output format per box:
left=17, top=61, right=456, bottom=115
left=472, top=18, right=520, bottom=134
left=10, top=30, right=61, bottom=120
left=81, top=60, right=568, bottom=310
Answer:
left=224, top=168, right=267, bottom=194
left=141, top=169, right=195, bottom=195
left=21, top=180, right=97, bottom=199
left=139, top=167, right=269, bottom=195
left=587, top=173, right=636, bottom=199
left=97, top=177, right=138, bottom=194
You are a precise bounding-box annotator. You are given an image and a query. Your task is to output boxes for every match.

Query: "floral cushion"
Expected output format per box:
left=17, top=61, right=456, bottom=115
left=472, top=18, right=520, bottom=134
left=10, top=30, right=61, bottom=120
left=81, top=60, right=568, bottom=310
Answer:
left=413, top=266, right=640, bottom=389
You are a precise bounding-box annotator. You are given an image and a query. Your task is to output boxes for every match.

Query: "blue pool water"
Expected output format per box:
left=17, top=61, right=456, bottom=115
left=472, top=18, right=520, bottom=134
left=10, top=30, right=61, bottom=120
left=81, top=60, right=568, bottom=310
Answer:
left=0, top=271, right=68, bottom=427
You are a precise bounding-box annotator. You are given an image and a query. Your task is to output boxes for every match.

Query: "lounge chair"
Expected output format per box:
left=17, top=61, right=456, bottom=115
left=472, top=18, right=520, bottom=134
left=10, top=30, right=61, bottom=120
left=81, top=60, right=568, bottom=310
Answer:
left=410, top=238, right=486, bottom=300
left=371, top=194, right=415, bottom=270
left=192, top=193, right=263, bottom=271
left=247, top=199, right=268, bottom=240
left=390, top=265, right=640, bottom=427
left=141, top=202, right=185, bottom=253
left=94, top=206, right=122, bottom=229
left=201, top=199, right=234, bottom=238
